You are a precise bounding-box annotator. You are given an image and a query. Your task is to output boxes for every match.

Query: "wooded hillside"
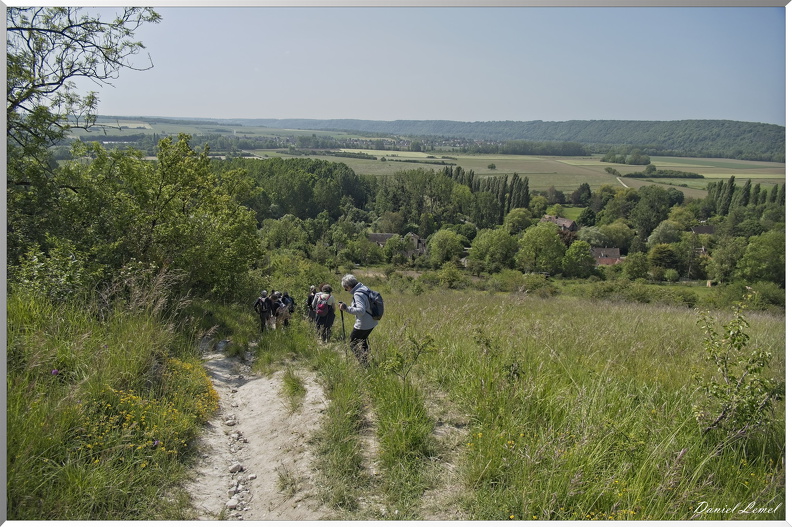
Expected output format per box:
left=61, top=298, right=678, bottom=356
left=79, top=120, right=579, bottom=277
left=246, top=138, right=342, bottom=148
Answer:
left=221, top=118, right=784, bottom=162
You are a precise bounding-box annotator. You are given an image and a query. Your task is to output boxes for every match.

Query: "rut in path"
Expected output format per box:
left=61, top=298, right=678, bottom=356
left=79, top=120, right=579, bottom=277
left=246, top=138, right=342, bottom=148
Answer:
left=185, top=340, right=332, bottom=521
left=186, top=338, right=467, bottom=520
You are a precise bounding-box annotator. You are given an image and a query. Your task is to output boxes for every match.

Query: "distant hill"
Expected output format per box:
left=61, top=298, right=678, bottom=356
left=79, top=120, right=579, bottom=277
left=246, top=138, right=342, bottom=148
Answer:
left=253, top=118, right=786, bottom=162
left=104, top=116, right=786, bottom=162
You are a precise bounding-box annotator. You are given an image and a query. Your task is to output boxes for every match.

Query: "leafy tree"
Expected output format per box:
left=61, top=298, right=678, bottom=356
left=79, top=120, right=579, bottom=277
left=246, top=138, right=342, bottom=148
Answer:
left=570, top=182, right=592, bottom=206
left=545, top=185, right=566, bottom=205
left=667, top=204, right=699, bottom=230
left=599, top=220, right=636, bottom=255
left=7, top=7, right=161, bottom=265
left=7, top=7, right=160, bottom=158
left=377, top=211, right=406, bottom=234
left=647, top=243, right=679, bottom=272
left=546, top=204, right=564, bottom=217
left=576, top=226, right=609, bottom=248
left=260, top=215, right=310, bottom=253
left=472, top=192, right=500, bottom=229
left=705, top=236, right=747, bottom=284
left=562, top=240, right=596, bottom=278
left=597, top=187, right=639, bottom=225
left=516, top=222, right=565, bottom=274
left=576, top=207, right=597, bottom=227
left=383, top=235, right=409, bottom=265
left=427, top=229, right=466, bottom=268
left=735, top=230, right=785, bottom=286
left=468, top=228, right=517, bottom=273
left=647, top=220, right=682, bottom=246
left=503, top=208, right=533, bottom=235
left=55, top=135, right=261, bottom=297
left=530, top=195, right=549, bottom=218
left=450, top=183, right=475, bottom=218
left=590, top=184, right=618, bottom=213
left=630, top=185, right=671, bottom=239
left=623, top=252, right=649, bottom=280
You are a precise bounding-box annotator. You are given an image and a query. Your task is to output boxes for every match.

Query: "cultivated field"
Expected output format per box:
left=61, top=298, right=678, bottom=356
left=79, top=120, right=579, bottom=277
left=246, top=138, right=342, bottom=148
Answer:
left=72, top=117, right=785, bottom=197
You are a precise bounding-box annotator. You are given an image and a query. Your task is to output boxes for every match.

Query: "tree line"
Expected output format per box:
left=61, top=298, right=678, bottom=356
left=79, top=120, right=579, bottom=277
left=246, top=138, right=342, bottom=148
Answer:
left=231, top=118, right=785, bottom=162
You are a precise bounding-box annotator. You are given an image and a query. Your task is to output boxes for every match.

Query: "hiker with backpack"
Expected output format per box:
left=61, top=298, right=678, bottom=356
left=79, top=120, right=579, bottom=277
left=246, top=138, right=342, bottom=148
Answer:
left=311, top=283, right=336, bottom=343
left=253, top=290, right=272, bottom=332
left=281, top=291, right=295, bottom=326
left=305, top=285, right=317, bottom=319
left=269, top=291, right=290, bottom=330
left=338, top=274, right=383, bottom=367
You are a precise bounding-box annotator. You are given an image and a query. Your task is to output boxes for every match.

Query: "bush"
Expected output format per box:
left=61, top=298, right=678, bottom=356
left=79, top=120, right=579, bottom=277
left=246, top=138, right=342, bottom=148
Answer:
left=695, top=296, right=784, bottom=439
left=486, top=269, right=527, bottom=293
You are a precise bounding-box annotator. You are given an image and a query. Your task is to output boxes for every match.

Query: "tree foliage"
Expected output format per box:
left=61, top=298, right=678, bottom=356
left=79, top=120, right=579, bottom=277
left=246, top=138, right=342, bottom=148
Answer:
left=7, top=7, right=160, bottom=161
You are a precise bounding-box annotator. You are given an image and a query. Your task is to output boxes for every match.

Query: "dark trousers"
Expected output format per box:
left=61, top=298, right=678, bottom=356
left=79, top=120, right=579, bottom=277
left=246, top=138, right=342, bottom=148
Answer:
left=349, top=328, right=373, bottom=366
left=315, top=312, right=335, bottom=342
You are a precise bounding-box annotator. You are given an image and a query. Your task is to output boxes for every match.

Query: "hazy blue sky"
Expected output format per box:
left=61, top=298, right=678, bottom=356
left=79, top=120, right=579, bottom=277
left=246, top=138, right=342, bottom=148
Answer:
left=74, top=5, right=785, bottom=125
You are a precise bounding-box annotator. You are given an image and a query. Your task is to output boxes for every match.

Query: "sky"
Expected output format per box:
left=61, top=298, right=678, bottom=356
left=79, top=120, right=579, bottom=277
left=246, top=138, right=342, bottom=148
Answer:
left=62, top=4, right=786, bottom=126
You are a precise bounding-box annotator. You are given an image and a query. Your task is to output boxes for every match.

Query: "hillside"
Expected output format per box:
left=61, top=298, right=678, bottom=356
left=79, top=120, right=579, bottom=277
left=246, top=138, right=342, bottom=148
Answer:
left=177, top=117, right=782, bottom=162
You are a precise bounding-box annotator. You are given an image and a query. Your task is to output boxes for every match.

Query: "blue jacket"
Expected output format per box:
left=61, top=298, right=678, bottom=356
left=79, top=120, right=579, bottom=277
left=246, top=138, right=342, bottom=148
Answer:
left=345, top=283, right=378, bottom=330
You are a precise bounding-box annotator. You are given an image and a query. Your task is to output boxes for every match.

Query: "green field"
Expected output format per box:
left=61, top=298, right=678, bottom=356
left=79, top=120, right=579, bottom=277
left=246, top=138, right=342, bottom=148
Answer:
left=72, top=118, right=785, bottom=197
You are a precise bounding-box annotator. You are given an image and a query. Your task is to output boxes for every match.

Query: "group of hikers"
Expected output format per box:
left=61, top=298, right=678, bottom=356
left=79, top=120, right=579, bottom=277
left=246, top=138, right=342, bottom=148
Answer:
left=252, top=290, right=295, bottom=331
left=253, top=274, right=380, bottom=367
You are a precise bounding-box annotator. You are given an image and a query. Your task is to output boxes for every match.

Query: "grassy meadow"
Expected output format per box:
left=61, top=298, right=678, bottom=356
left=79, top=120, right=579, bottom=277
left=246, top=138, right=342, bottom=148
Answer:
left=247, top=279, right=785, bottom=521
left=6, top=290, right=221, bottom=519
left=7, top=272, right=785, bottom=520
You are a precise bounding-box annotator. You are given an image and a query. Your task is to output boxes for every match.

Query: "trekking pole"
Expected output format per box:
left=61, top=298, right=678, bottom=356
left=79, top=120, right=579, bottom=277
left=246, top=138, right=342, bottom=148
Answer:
left=340, top=310, right=347, bottom=358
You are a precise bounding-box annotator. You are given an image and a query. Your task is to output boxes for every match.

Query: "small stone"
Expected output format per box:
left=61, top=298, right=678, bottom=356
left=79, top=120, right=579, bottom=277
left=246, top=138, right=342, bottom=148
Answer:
left=229, top=463, right=244, bottom=473
left=225, top=419, right=236, bottom=426
left=226, top=498, right=239, bottom=509
left=247, top=474, right=257, bottom=480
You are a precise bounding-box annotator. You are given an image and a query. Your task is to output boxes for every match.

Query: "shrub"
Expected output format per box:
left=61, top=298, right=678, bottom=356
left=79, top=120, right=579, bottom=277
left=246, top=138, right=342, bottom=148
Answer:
left=486, top=269, right=527, bottom=293
left=694, top=296, right=784, bottom=440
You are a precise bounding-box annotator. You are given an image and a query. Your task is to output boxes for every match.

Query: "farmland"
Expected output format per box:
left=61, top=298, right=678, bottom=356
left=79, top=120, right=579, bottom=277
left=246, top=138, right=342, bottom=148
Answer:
left=70, top=116, right=785, bottom=200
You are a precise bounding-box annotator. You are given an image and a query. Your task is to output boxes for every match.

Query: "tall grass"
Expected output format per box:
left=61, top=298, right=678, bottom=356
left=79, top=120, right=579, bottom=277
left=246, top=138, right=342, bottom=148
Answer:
left=7, top=291, right=219, bottom=520
left=370, top=289, right=785, bottom=521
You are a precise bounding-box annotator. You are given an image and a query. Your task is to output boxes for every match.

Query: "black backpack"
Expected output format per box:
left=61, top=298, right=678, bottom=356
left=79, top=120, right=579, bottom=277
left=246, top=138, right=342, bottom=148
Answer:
left=365, top=289, right=384, bottom=320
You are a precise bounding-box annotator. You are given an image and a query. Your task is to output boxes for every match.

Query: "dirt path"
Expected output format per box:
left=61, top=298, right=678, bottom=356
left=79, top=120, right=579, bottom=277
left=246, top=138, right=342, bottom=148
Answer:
left=185, top=340, right=333, bottom=520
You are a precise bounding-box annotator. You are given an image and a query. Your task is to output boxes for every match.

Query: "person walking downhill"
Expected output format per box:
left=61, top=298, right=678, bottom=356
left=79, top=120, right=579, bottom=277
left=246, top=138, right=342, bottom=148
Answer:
left=305, top=285, right=317, bottom=320
left=337, top=274, right=377, bottom=367
left=312, top=283, right=336, bottom=343
left=253, top=290, right=272, bottom=332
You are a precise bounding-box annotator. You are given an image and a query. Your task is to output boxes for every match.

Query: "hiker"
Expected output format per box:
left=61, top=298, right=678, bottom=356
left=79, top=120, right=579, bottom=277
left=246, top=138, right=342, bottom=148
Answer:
left=281, top=291, right=295, bottom=326
left=269, top=291, right=290, bottom=330
left=305, top=285, right=317, bottom=319
left=338, top=274, right=377, bottom=366
left=253, top=290, right=272, bottom=332
left=312, top=283, right=336, bottom=343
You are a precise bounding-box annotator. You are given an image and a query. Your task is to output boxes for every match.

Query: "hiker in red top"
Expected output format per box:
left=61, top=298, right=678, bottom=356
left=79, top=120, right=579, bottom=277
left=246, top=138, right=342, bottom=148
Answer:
left=311, top=283, right=336, bottom=343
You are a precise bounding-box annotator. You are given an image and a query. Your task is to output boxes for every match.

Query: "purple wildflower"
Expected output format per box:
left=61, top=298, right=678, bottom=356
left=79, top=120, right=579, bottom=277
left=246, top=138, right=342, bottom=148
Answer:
left=51, top=369, right=59, bottom=375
